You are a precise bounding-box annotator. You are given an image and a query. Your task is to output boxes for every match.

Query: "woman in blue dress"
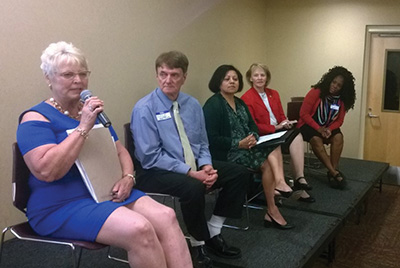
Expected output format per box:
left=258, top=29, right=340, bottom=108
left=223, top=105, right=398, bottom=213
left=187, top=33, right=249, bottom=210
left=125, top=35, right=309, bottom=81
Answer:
left=16, top=41, right=192, bottom=268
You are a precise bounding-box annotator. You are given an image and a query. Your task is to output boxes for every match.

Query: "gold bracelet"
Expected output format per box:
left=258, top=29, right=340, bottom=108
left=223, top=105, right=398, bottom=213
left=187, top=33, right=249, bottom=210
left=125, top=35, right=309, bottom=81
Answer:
left=75, top=127, right=89, bottom=139
left=123, top=173, right=136, bottom=185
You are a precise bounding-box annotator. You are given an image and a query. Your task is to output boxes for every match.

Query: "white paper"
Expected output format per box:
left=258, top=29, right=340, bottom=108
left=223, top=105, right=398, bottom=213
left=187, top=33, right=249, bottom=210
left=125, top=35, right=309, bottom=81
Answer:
left=256, top=130, right=287, bottom=145
left=67, top=124, right=121, bottom=203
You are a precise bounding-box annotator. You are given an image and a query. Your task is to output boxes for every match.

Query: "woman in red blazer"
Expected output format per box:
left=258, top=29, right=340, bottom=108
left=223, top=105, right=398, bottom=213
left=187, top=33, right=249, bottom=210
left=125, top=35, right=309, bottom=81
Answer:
left=297, top=66, right=356, bottom=189
left=241, top=63, right=314, bottom=202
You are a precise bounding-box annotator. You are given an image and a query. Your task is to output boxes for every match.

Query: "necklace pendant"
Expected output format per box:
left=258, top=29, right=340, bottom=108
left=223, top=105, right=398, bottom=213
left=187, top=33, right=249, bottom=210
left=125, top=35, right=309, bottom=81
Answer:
left=49, top=97, right=81, bottom=120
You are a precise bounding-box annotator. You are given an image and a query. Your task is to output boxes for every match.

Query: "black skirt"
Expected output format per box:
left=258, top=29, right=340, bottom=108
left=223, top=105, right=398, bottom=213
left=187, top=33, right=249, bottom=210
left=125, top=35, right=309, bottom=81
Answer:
left=300, top=124, right=342, bottom=143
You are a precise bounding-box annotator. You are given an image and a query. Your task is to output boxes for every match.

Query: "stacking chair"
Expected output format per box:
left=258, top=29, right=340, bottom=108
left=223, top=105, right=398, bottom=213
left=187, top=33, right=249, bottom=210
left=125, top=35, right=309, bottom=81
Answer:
left=0, top=143, right=109, bottom=268
left=222, top=170, right=264, bottom=230
left=286, top=97, right=304, bottom=121
left=123, top=123, right=176, bottom=209
left=286, top=97, right=322, bottom=170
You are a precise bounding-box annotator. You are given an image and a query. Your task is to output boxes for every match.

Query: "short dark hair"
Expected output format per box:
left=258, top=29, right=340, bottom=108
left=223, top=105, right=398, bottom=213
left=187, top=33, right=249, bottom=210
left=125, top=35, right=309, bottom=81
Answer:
left=155, top=51, right=189, bottom=74
left=208, top=65, right=244, bottom=93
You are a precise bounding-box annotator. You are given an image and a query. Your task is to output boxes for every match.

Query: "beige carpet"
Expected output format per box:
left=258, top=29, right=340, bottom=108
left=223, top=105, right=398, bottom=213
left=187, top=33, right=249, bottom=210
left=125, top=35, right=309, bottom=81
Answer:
left=312, top=184, right=400, bottom=268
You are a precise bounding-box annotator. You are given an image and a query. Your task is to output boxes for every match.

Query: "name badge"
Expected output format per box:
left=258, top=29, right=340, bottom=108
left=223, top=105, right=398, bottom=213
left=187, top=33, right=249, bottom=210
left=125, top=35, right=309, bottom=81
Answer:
left=156, top=111, right=171, bottom=121
left=330, top=104, right=339, bottom=111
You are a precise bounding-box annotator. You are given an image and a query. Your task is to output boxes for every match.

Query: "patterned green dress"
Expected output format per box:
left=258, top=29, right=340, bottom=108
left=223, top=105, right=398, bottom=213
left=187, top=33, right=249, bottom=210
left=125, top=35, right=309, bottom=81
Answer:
left=224, top=98, right=277, bottom=170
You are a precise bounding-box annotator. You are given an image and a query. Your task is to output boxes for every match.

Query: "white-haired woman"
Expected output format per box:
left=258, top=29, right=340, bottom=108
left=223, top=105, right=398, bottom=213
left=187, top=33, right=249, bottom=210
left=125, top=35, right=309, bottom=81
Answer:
left=16, top=41, right=192, bottom=268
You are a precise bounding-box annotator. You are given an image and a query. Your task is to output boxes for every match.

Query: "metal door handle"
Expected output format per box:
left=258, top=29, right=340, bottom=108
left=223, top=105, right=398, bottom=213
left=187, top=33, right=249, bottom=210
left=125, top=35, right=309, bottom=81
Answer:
left=368, top=108, right=379, bottom=118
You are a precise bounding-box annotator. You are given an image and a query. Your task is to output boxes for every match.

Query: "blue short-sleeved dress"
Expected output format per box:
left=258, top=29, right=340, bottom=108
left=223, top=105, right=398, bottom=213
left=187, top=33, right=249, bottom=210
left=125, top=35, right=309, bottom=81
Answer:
left=16, top=101, right=146, bottom=242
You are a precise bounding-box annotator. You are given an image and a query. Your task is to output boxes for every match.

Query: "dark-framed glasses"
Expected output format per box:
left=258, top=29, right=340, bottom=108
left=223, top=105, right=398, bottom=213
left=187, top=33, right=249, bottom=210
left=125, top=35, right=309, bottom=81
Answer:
left=57, top=71, right=91, bottom=80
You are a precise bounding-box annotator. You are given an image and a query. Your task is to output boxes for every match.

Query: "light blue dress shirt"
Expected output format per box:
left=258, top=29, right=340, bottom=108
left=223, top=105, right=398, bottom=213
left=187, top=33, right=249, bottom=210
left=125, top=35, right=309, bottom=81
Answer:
left=131, top=88, right=212, bottom=174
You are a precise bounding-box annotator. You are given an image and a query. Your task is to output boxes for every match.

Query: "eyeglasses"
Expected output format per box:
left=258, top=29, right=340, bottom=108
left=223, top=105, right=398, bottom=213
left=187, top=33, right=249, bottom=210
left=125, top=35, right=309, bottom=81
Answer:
left=57, top=71, right=91, bottom=80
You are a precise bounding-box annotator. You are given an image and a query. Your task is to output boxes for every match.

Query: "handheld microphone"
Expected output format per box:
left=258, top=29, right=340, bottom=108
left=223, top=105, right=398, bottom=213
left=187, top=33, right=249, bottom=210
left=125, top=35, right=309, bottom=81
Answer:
left=80, top=89, right=112, bottom=128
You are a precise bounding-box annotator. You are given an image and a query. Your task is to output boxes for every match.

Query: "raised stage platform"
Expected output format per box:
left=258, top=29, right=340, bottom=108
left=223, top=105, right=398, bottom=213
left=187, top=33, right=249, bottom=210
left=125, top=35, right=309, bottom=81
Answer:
left=0, top=157, right=389, bottom=268
left=215, top=157, right=389, bottom=268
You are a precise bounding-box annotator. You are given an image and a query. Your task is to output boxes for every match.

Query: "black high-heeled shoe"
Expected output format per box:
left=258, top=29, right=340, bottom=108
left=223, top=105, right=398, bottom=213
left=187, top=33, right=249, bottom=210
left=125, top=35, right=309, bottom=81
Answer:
left=294, top=176, right=312, bottom=191
left=275, top=188, right=293, bottom=198
left=298, top=196, right=316, bottom=203
left=327, top=170, right=347, bottom=190
left=263, top=212, right=295, bottom=230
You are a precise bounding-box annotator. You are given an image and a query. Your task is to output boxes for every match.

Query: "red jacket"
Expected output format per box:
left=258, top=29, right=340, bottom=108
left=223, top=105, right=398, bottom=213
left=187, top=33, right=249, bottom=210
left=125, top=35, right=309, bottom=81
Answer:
left=241, top=87, right=287, bottom=135
left=297, top=88, right=346, bottom=131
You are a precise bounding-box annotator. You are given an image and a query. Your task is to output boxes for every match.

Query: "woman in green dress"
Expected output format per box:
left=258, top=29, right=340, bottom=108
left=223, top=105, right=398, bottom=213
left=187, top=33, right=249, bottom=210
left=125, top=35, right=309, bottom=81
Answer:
left=203, top=64, right=294, bottom=229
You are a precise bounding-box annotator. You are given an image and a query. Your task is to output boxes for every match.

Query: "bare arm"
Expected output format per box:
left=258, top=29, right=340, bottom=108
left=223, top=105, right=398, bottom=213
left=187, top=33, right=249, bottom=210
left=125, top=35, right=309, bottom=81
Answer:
left=22, top=112, right=89, bottom=182
left=21, top=97, right=102, bottom=182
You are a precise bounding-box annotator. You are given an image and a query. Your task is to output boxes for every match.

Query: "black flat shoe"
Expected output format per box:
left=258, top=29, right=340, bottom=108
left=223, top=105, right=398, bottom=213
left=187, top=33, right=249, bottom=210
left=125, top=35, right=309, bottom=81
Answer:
left=190, top=245, right=213, bottom=268
left=294, top=176, right=312, bottom=190
left=327, top=170, right=347, bottom=190
left=298, top=196, right=316, bottom=203
left=275, top=188, right=293, bottom=198
left=264, top=212, right=295, bottom=230
left=205, top=234, right=241, bottom=259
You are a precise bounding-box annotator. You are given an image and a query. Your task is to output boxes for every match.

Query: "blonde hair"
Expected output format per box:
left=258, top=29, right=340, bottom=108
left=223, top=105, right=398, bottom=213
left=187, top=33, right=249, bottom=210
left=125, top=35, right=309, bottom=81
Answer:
left=245, top=63, right=271, bottom=87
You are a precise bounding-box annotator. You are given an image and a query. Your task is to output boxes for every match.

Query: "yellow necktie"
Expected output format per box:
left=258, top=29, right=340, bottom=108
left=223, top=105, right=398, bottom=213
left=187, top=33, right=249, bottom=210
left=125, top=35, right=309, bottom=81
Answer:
left=173, top=101, right=197, bottom=171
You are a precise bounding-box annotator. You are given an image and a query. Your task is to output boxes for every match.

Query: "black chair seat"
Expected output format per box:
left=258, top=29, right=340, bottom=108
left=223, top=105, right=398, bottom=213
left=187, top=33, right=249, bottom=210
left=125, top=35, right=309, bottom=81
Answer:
left=0, top=143, right=113, bottom=267
left=10, top=221, right=106, bottom=250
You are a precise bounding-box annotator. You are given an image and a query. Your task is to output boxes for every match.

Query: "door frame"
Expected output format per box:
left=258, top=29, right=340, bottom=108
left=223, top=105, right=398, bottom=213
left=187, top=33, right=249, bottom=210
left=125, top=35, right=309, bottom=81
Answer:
left=359, top=25, right=400, bottom=158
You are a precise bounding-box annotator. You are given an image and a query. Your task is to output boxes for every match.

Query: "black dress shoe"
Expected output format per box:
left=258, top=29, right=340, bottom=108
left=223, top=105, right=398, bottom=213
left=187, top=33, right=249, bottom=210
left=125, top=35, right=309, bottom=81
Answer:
left=298, top=196, right=316, bottom=203
left=205, top=234, right=241, bottom=259
left=190, top=245, right=213, bottom=268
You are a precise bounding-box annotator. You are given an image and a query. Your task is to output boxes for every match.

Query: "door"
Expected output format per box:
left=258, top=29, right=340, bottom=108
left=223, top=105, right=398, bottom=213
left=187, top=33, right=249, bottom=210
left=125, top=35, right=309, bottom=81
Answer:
left=364, top=33, right=400, bottom=166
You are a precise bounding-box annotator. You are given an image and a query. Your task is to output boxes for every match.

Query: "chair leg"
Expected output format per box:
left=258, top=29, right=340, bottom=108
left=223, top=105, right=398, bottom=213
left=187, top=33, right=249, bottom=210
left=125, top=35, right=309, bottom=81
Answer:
left=224, top=191, right=265, bottom=230
left=2, top=224, right=105, bottom=268
left=75, top=246, right=82, bottom=268
left=0, top=226, right=11, bottom=265
left=328, top=238, right=336, bottom=263
left=305, top=142, right=328, bottom=176
left=107, top=246, right=129, bottom=264
left=246, top=191, right=264, bottom=210
left=305, top=142, right=317, bottom=172
left=223, top=195, right=250, bottom=231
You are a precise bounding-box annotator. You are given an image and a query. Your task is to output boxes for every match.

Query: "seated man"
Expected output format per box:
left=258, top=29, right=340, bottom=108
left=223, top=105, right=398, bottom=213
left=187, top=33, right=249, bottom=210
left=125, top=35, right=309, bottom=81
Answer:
left=131, top=51, right=249, bottom=268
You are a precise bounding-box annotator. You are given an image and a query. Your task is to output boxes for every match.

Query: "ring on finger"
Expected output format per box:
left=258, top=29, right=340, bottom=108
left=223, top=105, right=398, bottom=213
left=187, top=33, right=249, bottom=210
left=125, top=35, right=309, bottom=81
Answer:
left=89, top=104, right=93, bottom=112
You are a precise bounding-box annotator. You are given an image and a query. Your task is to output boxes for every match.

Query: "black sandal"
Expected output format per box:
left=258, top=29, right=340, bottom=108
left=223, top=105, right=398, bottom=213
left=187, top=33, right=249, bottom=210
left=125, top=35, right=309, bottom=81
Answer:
left=327, top=170, right=347, bottom=190
left=294, top=176, right=312, bottom=190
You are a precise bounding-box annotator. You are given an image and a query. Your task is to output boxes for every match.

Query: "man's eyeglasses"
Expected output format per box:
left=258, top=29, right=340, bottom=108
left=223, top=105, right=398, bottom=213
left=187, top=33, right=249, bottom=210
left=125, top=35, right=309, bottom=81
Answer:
left=57, top=71, right=91, bottom=80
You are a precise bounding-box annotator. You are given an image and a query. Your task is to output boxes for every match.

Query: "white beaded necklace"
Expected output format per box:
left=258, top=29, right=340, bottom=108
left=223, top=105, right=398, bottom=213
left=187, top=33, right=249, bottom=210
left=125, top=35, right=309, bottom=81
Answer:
left=49, top=98, right=82, bottom=119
